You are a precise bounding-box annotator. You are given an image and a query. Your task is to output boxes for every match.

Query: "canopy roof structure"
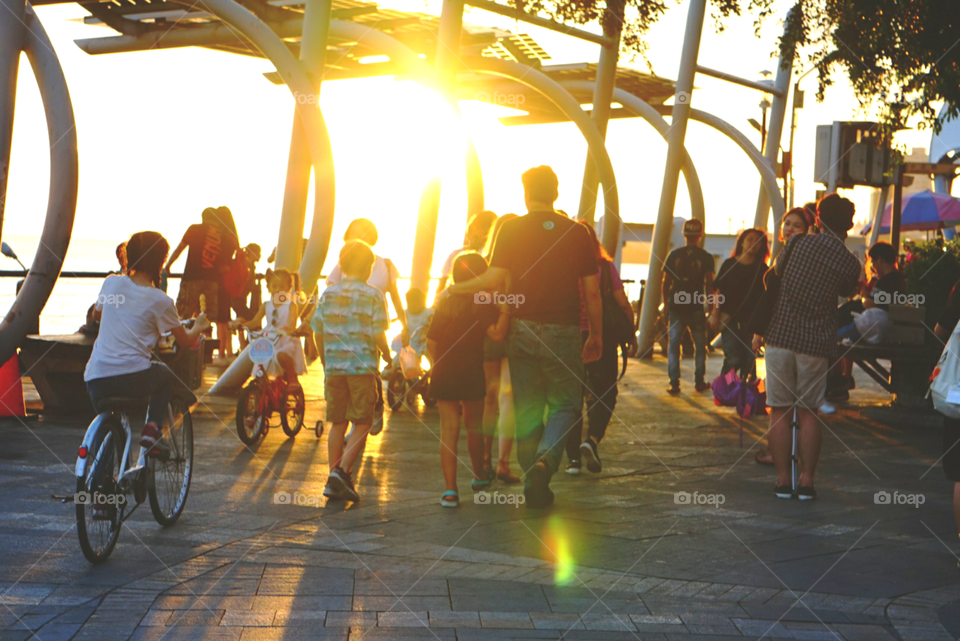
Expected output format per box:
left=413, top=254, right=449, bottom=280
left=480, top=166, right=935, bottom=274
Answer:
left=61, top=0, right=675, bottom=118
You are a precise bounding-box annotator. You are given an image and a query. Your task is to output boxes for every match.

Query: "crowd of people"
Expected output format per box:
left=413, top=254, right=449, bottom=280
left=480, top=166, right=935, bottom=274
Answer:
left=84, top=167, right=960, bottom=537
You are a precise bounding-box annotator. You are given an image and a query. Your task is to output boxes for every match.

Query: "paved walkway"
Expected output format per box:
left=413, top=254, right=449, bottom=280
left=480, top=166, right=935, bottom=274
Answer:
left=2, top=351, right=960, bottom=640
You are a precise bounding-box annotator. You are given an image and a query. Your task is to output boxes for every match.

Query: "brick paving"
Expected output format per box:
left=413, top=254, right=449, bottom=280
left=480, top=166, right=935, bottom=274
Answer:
left=2, top=351, right=959, bottom=640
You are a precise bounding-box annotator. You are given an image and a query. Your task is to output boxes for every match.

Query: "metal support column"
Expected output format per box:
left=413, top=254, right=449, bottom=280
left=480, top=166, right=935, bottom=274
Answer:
left=752, top=13, right=794, bottom=231
left=577, top=0, right=622, bottom=242
left=275, top=0, right=331, bottom=271
left=636, top=0, right=706, bottom=358
left=0, top=0, right=27, bottom=244
left=868, top=185, right=890, bottom=247
left=411, top=0, right=463, bottom=291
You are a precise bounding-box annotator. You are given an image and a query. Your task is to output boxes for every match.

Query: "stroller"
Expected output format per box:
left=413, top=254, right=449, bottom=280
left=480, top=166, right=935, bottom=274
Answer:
left=384, top=324, right=435, bottom=410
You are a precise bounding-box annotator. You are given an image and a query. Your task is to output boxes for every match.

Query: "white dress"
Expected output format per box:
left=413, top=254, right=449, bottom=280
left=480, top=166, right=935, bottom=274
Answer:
left=263, top=297, right=307, bottom=377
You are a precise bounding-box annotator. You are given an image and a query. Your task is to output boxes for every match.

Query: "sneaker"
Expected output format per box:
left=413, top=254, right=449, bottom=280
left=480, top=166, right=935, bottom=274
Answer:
left=140, top=422, right=162, bottom=449
left=580, top=438, right=602, bottom=473
left=667, top=383, right=681, bottom=395
left=695, top=381, right=711, bottom=393
left=796, top=486, right=817, bottom=501
left=774, top=484, right=794, bottom=499
left=819, top=402, right=836, bottom=415
left=322, top=480, right=342, bottom=500
left=370, top=401, right=385, bottom=436
left=525, top=461, right=552, bottom=508
left=565, top=460, right=581, bottom=475
left=328, top=467, right=359, bottom=502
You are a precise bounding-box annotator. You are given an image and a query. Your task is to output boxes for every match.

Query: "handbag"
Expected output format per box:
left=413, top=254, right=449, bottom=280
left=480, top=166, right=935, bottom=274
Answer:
left=600, top=261, right=634, bottom=380
left=747, top=236, right=798, bottom=336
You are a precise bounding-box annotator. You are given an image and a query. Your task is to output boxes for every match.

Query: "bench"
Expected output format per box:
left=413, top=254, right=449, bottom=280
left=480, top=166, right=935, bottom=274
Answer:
left=20, top=334, right=96, bottom=414
left=842, top=342, right=941, bottom=408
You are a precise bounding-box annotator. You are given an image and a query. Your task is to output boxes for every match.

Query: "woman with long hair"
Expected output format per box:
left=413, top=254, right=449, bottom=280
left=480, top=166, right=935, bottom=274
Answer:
left=565, top=221, right=636, bottom=475
left=711, top=228, right=769, bottom=380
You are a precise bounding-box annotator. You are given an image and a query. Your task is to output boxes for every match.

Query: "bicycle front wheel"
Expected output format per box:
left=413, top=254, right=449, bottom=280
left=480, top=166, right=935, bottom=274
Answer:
left=236, top=382, right=266, bottom=445
left=281, top=386, right=305, bottom=437
left=76, top=416, right=125, bottom=564
left=148, top=398, right=194, bottom=526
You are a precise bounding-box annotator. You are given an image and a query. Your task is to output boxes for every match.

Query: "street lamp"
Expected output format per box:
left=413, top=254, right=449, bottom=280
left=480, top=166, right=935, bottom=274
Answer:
left=758, top=70, right=773, bottom=151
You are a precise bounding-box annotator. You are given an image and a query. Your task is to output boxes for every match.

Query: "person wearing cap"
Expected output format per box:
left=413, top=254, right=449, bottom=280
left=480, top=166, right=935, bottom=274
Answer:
left=762, top=194, right=860, bottom=501
left=662, top=218, right=715, bottom=395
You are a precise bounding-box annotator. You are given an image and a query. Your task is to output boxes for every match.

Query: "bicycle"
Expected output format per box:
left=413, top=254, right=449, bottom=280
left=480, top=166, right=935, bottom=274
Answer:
left=235, top=328, right=305, bottom=445
left=74, top=330, right=200, bottom=564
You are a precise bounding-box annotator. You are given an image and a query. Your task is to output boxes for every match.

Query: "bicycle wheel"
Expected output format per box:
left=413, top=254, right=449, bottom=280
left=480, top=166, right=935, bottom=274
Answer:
left=76, top=416, right=125, bottom=564
left=236, top=381, right=266, bottom=445
left=148, top=398, right=193, bottom=526
left=281, top=385, right=305, bottom=437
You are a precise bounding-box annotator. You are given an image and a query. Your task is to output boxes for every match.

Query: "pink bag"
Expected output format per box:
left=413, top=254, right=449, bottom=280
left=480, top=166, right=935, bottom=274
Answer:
left=399, top=346, right=422, bottom=380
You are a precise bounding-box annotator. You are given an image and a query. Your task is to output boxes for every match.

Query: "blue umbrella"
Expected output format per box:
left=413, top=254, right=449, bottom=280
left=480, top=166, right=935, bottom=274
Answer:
left=861, top=190, right=960, bottom=235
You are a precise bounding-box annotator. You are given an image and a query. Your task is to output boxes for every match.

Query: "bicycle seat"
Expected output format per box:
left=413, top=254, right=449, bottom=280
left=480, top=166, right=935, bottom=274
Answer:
left=96, top=397, right=148, bottom=413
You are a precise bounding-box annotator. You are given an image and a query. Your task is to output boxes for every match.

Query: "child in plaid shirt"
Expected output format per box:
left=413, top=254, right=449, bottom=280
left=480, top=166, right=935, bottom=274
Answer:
left=312, top=240, right=390, bottom=502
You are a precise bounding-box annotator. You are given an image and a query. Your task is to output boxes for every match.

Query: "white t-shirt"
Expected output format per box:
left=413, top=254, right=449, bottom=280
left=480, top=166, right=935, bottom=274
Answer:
left=84, top=275, right=181, bottom=381
left=326, top=255, right=398, bottom=296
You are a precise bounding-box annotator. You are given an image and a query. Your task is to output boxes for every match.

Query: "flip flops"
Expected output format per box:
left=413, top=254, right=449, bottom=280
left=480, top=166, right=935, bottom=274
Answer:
left=440, top=490, right=459, bottom=508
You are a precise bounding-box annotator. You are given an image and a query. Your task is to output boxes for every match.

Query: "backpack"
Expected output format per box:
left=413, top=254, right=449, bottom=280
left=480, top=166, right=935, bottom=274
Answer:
left=930, top=319, right=960, bottom=418
left=222, top=249, right=250, bottom=298
left=599, top=261, right=634, bottom=381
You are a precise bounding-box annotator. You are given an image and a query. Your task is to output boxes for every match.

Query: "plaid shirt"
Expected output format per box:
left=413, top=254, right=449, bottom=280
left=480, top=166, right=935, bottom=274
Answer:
left=766, top=232, right=860, bottom=358
left=312, top=277, right=389, bottom=376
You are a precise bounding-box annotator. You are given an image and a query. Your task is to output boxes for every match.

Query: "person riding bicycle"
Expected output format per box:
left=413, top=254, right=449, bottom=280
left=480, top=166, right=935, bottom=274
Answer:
left=230, top=268, right=307, bottom=390
left=84, top=232, right=210, bottom=518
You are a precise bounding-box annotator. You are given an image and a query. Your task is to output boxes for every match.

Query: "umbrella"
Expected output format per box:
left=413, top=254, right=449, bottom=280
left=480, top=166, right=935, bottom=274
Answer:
left=861, top=189, right=960, bottom=235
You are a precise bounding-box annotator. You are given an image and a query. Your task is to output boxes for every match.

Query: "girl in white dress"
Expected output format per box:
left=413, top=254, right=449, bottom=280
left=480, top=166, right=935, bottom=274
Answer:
left=231, top=269, right=307, bottom=389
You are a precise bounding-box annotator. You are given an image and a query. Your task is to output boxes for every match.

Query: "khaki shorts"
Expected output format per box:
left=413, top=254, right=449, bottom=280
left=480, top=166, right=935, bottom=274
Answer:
left=177, top=279, right=221, bottom=322
left=764, top=346, right=828, bottom=410
left=324, top=374, right=378, bottom=424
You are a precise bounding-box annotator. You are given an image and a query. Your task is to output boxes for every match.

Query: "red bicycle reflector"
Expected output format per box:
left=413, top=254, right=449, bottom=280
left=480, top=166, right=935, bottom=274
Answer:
left=78, top=446, right=88, bottom=458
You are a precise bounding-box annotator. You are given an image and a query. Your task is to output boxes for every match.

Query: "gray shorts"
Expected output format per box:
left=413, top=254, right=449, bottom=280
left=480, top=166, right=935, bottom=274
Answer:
left=764, top=345, right=828, bottom=410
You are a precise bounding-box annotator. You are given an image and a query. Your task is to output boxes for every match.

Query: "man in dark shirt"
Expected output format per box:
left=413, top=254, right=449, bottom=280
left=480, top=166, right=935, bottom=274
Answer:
left=865, top=241, right=905, bottom=311
left=662, top=219, right=716, bottom=395
left=444, top=166, right=603, bottom=507
left=765, top=194, right=861, bottom=501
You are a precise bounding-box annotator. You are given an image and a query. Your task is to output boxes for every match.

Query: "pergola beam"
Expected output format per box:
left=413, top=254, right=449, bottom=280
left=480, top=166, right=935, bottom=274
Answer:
left=463, top=0, right=613, bottom=48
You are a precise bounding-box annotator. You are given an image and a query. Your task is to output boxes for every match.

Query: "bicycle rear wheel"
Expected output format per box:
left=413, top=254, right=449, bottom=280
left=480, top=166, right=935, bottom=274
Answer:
left=148, top=398, right=194, bottom=526
left=281, top=385, right=304, bottom=437
left=236, top=381, right=266, bottom=445
left=76, top=416, right=125, bottom=564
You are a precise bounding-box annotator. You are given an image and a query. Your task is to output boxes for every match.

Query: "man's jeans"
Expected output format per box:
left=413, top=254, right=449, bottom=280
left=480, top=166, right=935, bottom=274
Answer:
left=668, top=310, right=707, bottom=386
left=507, top=320, right=583, bottom=489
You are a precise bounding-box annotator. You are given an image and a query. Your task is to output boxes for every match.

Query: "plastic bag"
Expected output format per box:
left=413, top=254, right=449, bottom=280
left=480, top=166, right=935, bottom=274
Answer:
left=853, top=308, right=889, bottom=345
left=931, top=320, right=960, bottom=419
left=399, top=346, right=422, bottom=380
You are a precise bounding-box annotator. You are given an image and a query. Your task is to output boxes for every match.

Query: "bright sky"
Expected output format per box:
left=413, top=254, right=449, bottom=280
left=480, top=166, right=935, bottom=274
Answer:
left=6, top=0, right=937, bottom=278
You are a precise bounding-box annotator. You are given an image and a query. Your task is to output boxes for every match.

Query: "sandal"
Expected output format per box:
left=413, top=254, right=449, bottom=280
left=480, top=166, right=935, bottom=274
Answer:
left=497, top=466, right=521, bottom=484
left=755, top=450, right=774, bottom=466
left=440, top=490, right=459, bottom=508
left=471, top=477, right=492, bottom=492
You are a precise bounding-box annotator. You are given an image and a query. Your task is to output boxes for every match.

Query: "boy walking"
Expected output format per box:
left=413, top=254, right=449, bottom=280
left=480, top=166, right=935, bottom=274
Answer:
left=313, top=240, right=390, bottom=502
